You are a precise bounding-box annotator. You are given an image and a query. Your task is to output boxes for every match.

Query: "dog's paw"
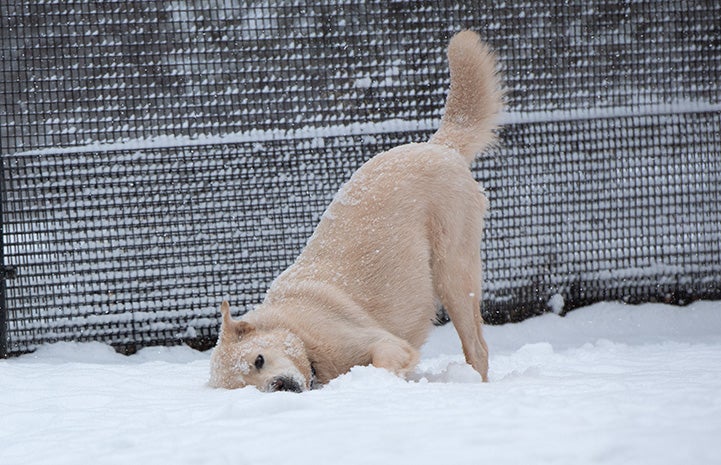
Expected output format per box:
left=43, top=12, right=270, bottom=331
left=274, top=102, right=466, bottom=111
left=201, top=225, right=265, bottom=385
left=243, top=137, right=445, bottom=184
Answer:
left=370, top=339, right=420, bottom=378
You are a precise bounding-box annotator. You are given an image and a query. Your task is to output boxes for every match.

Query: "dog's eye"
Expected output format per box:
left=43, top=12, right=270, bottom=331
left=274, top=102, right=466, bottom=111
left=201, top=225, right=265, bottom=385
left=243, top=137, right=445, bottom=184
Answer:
left=254, top=354, right=264, bottom=370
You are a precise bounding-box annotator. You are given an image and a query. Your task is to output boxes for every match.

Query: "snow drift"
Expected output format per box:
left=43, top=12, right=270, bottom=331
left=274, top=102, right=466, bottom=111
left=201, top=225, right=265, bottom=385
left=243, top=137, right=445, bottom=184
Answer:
left=2, top=300, right=721, bottom=465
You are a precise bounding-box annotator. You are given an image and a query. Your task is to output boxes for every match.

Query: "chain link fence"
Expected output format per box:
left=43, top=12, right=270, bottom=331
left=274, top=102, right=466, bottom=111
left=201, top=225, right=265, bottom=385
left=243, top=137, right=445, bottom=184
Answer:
left=2, top=0, right=720, bottom=356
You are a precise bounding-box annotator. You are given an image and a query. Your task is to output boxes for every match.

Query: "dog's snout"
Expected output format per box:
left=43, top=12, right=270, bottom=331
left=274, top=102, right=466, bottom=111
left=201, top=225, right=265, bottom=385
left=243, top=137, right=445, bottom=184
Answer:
left=269, top=377, right=303, bottom=393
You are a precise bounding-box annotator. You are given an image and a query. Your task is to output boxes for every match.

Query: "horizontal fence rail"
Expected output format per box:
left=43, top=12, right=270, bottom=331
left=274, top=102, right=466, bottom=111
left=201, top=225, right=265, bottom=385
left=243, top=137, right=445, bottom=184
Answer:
left=1, top=0, right=720, bottom=355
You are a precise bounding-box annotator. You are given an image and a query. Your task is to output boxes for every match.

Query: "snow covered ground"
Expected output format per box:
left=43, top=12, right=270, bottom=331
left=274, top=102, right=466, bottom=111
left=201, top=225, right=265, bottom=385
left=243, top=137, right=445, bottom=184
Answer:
left=2, top=301, right=721, bottom=465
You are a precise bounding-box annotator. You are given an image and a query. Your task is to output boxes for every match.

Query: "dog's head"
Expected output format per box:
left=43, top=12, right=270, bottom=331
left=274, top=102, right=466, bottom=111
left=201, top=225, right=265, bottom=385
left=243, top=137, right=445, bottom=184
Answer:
left=209, top=301, right=313, bottom=392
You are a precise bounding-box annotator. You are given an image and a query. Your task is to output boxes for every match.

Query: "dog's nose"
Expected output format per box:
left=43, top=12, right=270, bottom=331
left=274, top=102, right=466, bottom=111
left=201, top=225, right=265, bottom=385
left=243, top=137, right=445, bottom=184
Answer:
left=269, top=377, right=303, bottom=393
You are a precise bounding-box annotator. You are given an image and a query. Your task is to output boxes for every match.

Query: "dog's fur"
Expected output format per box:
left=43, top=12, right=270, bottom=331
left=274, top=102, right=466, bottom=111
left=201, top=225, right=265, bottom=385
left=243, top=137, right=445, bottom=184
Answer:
left=209, top=30, right=503, bottom=392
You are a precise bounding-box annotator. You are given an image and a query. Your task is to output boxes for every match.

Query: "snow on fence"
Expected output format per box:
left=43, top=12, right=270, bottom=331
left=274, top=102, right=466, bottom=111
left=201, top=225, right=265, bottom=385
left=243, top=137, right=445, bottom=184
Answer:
left=1, top=0, right=720, bottom=356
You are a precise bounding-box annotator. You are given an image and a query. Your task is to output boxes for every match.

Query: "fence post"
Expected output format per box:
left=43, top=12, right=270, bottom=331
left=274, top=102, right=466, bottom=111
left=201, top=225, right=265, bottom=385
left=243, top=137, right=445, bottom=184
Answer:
left=0, top=163, right=5, bottom=358
left=0, top=158, right=10, bottom=358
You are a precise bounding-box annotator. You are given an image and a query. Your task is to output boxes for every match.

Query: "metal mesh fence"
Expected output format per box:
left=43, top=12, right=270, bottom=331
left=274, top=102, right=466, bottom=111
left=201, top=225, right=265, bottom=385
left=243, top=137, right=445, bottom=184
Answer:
left=1, top=0, right=720, bottom=355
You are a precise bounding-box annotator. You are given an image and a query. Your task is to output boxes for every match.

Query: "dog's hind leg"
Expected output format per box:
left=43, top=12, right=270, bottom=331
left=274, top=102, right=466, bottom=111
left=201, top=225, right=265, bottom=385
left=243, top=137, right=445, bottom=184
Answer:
left=434, top=252, right=489, bottom=381
left=431, top=200, right=489, bottom=382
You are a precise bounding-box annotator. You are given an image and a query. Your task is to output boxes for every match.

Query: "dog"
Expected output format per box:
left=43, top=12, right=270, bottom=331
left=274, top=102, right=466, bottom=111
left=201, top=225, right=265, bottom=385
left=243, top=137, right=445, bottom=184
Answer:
left=209, top=30, right=503, bottom=392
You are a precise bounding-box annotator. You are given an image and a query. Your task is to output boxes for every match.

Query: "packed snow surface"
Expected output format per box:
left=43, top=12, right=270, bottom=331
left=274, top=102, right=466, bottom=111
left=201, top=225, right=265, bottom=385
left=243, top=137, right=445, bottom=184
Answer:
left=2, top=301, right=721, bottom=465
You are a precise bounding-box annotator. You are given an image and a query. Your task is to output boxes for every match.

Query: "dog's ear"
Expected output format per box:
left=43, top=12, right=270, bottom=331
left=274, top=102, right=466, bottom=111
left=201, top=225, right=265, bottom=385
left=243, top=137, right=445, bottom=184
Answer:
left=219, top=300, right=255, bottom=343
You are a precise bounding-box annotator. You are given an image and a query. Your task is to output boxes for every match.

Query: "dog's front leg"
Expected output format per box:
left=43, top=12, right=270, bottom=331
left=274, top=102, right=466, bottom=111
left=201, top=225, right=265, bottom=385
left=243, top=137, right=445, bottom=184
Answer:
left=368, top=333, right=420, bottom=378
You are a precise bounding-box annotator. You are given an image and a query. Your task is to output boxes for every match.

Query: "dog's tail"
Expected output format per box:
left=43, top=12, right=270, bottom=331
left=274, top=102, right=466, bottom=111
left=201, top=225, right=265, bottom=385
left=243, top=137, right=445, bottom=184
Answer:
left=430, top=30, right=504, bottom=165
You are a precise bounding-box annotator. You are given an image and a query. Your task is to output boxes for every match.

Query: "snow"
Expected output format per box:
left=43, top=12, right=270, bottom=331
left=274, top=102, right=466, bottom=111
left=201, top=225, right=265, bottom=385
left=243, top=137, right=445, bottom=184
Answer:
left=2, top=301, right=721, bottom=465
left=547, top=293, right=565, bottom=314
left=13, top=119, right=440, bottom=156
left=16, top=100, right=721, bottom=157
left=499, top=101, right=721, bottom=125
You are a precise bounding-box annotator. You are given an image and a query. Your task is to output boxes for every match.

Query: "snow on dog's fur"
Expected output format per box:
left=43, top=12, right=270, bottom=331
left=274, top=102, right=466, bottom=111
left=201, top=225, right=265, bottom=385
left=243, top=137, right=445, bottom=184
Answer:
left=210, top=30, right=504, bottom=392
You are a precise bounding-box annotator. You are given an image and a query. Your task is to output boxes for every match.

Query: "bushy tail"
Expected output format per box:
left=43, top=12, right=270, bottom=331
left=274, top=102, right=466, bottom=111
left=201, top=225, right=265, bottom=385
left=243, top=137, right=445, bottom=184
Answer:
left=430, top=30, right=504, bottom=165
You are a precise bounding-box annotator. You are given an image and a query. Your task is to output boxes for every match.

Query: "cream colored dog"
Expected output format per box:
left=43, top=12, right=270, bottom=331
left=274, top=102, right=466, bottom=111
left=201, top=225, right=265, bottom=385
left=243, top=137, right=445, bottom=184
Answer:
left=209, top=30, right=503, bottom=392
